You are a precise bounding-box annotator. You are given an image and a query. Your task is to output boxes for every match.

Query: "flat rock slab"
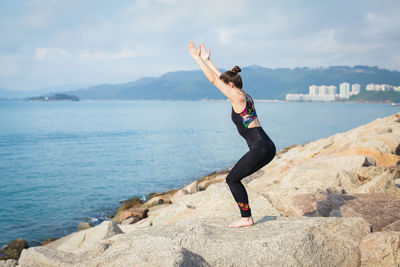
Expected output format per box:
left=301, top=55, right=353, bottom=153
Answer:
left=19, top=216, right=370, bottom=267
left=360, top=231, right=400, bottom=266
left=316, top=193, right=400, bottom=232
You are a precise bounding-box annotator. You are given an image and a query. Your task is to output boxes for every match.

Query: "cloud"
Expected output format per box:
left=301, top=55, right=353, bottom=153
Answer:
left=217, top=28, right=238, bottom=44
left=34, top=47, right=68, bottom=60
left=1, top=1, right=400, bottom=90
left=81, top=48, right=141, bottom=60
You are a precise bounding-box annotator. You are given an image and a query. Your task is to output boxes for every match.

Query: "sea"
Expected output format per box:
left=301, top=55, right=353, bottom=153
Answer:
left=0, top=100, right=398, bottom=248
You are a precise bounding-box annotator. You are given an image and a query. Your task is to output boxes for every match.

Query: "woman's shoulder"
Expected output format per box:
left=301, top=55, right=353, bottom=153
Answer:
left=230, top=89, right=247, bottom=103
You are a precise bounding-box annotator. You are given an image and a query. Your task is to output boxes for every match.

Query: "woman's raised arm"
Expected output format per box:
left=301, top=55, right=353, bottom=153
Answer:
left=199, top=44, right=222, bottom=77
left=188, top=41, right=241, bottom=103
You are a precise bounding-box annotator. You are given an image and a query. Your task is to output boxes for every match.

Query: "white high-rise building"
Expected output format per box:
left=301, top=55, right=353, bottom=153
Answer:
left=328, top=86, right=337, bottom=95
left=366, top=84, right=380, bottom=91
left=340, top=82, right=350, bottom=99
left=319, top=85, right=327, bottom=95
left=309, top=85, right=318, bottom=96
left=351, top=83, right=361, bottom=95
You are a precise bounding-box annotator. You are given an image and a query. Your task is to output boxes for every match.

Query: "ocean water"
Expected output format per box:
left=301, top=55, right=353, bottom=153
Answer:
left=0, top=100, right=398, bottom=247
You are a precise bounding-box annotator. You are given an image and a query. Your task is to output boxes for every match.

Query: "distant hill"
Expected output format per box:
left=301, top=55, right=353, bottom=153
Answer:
left=62, top=65, right=400, bottom=100
left=348, top=90, right=400, bottom=103
left=0, top=83, right=94, bottom=99
left=2, top=66, right=400, bottom=100
left=28, top=94, right=79, bottom=102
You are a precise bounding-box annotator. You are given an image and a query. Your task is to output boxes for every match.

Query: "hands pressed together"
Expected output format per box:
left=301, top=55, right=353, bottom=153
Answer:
left=188, top=41, right=210, bottom=61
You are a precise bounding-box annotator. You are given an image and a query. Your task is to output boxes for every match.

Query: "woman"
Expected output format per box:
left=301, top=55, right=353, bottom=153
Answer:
left=188, top=41, right=276, bottom=228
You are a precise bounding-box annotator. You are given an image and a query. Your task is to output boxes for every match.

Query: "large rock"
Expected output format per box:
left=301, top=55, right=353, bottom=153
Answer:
left=261, top=187, right=328, bottom=216
left=339, top=196, right=400, bottom=232
left=152, top=183, right=280, bottom=225
left=118, top=206, right=148, bottom=222
left=383, top=220, right=400, bottom=232
left=315, top=193, right=400, bottom=231
left=339, top=148, right=400, bottom=167
left=352, top=167, right=400, bottom=197
left=42, top=221, right=124, bottom=254
left=262, top=189, right=400, bottom=232
left=259, top=155, right=367, bottom=193
left=360, top=231, right=400, bottom=266
left=17, top=216, right=371, bottom=267
left=182, top=180, right=198, bottom=194
left=0, top=259, right=17, bottom=267
left=0, top=238, right=28, bottom=260
left=170, top=188, right=189, bottom=203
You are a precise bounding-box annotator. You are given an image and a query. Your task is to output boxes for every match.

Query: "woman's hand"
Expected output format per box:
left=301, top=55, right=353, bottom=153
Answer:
left=200, top=44, right=210, bottom=61
left=188, top=41, right=200, bottom=60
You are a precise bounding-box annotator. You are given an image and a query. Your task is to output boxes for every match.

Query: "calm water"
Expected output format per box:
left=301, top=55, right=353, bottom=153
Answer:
left=0, top=100, right=398, bottom=247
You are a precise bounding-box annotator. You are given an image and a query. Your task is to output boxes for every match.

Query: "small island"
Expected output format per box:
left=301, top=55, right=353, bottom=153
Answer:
left=28, top=94, right=79, bottom=102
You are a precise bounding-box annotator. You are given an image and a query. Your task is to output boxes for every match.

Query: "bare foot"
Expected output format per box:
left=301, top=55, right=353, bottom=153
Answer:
left=228, top=216, right=254, bottom=228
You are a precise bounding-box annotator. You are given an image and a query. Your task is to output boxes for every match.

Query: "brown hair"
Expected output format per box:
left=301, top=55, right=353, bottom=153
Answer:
left=219, top=66, right=242, bottom=89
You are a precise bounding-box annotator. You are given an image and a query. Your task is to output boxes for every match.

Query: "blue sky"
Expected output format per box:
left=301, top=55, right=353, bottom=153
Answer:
left=1, top=0, right=400, bottom=91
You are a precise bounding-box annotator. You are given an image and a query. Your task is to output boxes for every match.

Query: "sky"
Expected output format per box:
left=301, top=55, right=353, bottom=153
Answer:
left=1, top=0, right=400, bottom=91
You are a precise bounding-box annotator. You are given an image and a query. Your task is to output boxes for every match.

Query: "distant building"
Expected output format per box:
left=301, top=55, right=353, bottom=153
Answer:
left=366, top=84, right=379, bottom=91
left=309, top=85, right=318, bottom=96
left=318, top=85, right=327, bottom=95
left=286, top=93, right=335, bottom=102
left=286, top=94, right=303, bottom=101
left=366, top=83, right=395, bottom=91
left=286, top=81, right=399, bottom=102
left=351, top=83, right=360, bottom=95
left=340, top=82, right=350, bottom=99
left=328, top=86, right=337, bottom=95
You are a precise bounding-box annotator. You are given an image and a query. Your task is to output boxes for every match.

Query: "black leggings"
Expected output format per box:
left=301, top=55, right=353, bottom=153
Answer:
left=226, top=127, right=276, bottom=217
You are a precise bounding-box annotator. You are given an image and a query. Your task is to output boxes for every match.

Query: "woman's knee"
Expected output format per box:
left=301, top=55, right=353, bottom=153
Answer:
left=226, top=171, right=241, bottom=185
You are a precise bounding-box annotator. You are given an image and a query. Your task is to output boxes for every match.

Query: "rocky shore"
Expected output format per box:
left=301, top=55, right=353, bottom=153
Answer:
left=2, top=112, right=400, bottom=266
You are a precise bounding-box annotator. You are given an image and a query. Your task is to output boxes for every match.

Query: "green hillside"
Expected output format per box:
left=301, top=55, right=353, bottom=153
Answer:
left=348, top=90, right=400, bottom=103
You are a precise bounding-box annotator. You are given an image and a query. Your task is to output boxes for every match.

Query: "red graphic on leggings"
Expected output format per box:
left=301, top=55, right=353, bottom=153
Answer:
left=237, top=202, right=249, bottom=210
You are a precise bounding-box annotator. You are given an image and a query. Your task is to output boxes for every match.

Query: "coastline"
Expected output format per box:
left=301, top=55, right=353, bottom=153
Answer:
left=2, top=112, right=400, bottom=266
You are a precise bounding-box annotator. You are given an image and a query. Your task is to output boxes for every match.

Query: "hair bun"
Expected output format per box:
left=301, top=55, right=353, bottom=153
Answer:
left=231, top=66, right=241, bottom=75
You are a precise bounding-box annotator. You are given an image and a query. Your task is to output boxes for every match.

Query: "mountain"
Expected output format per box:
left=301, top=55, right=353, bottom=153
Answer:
left=3, top=66, right=400, bottom=100
left=63, top=65, right=400, bottom=100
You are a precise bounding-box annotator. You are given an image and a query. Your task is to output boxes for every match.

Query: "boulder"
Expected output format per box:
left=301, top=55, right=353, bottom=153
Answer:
left=142, top=195, right=169, bottom=209
left=118, top=206, right=148, bottom=222
left=352, top=167, right=400, bottom=198
left=0, top=238, right=28, bottom=260
left=261, top=188, right=328, bottom=216
left=0, top=259, right=17, bottom=267
left=118, top=216, right=153, bottom=234
left=170, top=188, right=189, bottom=203
left=338, top=148, right=400, bottom=167
left=360, top=231, right=400, bottom=266
left=152, top=183, right=280, bottom=225
left=78, top=222, right=93, bottom=231
left=315, top=193, right=400, bottom=231
left=383, top=220, right=400, bottom=232
left=268, top=155, right=366, bottom=193
left=120, top=216, right=140, bottom=225
left=42, top=221, right=124, bottom=254
left=197, top=174, right=226, bottom=191
left=182, top=180, right=198, bottom=194
left=17, top=216, right=371, bottom=267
